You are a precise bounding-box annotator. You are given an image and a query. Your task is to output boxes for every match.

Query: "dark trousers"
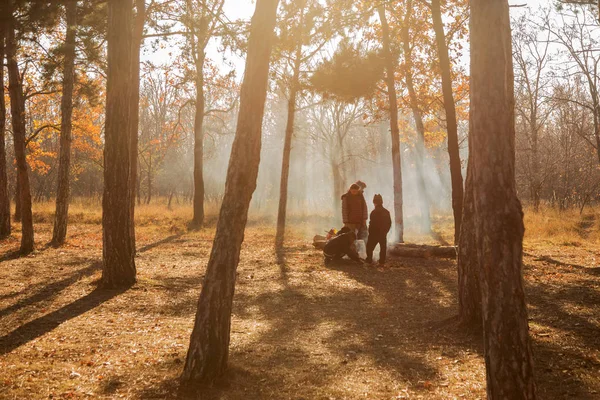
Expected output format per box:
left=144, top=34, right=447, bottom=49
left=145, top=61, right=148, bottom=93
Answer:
left=366, top=234, right=387, bottom=263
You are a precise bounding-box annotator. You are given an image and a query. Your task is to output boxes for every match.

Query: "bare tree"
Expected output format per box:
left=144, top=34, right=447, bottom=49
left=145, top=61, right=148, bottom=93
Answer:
left=547, top=8, right=600, bottom=163
left=309, top=101, right=366, bottom=217
left=513, top=11, right=553, bottom=212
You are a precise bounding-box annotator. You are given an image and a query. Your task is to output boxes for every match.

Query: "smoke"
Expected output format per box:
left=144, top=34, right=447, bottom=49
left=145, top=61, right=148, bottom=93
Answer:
left=152, top=89, right=460, bottom=241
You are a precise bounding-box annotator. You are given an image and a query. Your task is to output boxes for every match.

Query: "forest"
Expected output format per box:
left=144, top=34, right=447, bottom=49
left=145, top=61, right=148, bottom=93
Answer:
left=1, top=0, right=600, bottom=399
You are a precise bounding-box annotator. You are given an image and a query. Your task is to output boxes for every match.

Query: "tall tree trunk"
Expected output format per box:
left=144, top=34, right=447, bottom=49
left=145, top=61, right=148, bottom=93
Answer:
left=187, top=0, right=210, bottom=230
left=102, top=0, right=136, bottom=288
left=0, top=26, right=10, bottom=239
left=14, top=173, right=21, bottom=222
left=181, top=0, right=279, bottom=384
left=331, top=160, right=344, bottom=218
left=52, top=0, right=77, bottom=246
left=378, top=5, right=404, bottom=243
left=431, top=0, right=464, bottom=244
left=401, top=11, right=431, bottom=233
left=470, top=0, right=537, bottom=397
left=146, top=158, right=152, bottom=204
left=457, top=151, right=481, bottom=326
left=129, top=0, right=145, bottom=252
left=137, top=166, right=141, bottom=206
left=6, top=3, right=34, bottom=254
left=595, top=110, right=600, bottom=164
left=530, top=117, right=541, bottom=211
left=275, top=37, right=303, bottom=250
left=191, top=68, right=205, bottom=228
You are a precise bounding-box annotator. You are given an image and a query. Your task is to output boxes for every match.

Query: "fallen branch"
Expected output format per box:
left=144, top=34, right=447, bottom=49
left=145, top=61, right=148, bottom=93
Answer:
left=389, top=243, right=457, bottom=259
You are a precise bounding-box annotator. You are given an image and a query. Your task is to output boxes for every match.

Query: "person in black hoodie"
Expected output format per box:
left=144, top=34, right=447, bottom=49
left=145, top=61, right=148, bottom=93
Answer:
left=365, top=194, right=392, bottom=266
left=323, top=227, right=361, bottom=265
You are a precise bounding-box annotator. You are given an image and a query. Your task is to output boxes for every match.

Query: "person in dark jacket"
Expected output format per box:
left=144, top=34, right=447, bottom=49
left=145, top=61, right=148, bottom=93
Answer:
left=365, top=194, right=392, bottom=266
left=323, top=228, right=361, bottom=264
left=341, top=183, right=368, bottom=241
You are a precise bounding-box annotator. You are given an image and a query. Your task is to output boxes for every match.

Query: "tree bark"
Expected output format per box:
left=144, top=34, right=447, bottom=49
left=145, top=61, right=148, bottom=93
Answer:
left=6, top=2, right=34, bottom=254
left=188, top=0, right=213, bottom=230
left=530, top=116, right=541, bottom=211
left=14, top=173, right=21, bottom=222
left=401, top=6, right=431, bottom=233
left=457, top=153, right=481, bottom=326
left=470, top=0, right=537, bottom=397
left=129, top=0, right=146, bottom=252
left=0, top=25, right=10, bottom=239
left=52, top=0, right=77, bottom=246
left=181, top=0, right=279, bottom=384
left=145, top=157, right=152, bottom=204
left=275, top=32, right=303, bottom=250
left=331, top=160, right=344, bottom=217
left=431, top=0, right=464, bottom=244
left=191, top=68, right=205, bottom=228
left=378, top=5, right=404, bottom=243
left=102, top=0, right=136, bottom=288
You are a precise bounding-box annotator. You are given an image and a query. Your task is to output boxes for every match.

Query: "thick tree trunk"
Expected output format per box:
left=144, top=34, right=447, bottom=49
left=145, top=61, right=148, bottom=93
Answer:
left=6, top=4, right=34, bottom=254
left=457, top=155, right=481, bottom=326
left=470, top=0, right=537, bottom=397
left=0, top=26, right=10, bottom=239
left=129, top=0, right=145, bottom=252
left=431, top=0, right=464, bottom=244
left=52, top=0, right=77, bottom=246
left=191, top=70, right=205, bottom=228
left=181, top=0, right=279, bottom=384
left=275, top=42, right=302, bottom=250
left=401, top=12, right=431, bottom=233
left=102, top=0, right=136, bottom=288
left=378, top=5, right=404, bottom=243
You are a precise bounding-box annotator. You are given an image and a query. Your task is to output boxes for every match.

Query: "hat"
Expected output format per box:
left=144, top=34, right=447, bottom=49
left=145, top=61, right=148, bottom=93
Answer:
left=355, top=180, right=367, bottom=190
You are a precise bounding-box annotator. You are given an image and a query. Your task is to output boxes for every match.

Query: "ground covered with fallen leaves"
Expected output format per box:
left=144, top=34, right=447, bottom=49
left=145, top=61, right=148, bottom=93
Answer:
left=1, top=211, right=600, bottom=399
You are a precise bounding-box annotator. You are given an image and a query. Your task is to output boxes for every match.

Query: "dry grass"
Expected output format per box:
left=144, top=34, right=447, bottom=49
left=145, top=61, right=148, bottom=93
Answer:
left=1, top=204, right=599, bottom=399
left=524, top=206, right=600, bottom=248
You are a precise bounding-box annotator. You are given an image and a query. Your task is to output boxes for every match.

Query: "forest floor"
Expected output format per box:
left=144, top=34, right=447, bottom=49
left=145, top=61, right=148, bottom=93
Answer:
left=1, top=204, right=600, bottom=399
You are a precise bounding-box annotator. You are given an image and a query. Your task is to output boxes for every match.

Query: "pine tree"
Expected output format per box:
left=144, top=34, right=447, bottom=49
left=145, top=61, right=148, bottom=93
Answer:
left=470, top=0, right=537, bottom=396
left=181, top=0, right=280, bottom=383
left=52, top=0, right=78, bottom=246
left=102, top=0, right=136, bottom=288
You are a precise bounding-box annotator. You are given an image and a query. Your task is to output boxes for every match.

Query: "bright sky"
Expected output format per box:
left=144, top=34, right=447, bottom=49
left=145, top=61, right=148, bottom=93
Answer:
left=143, top=0, right=564, bottom=76
left=222, top=0, right=255, bottom=20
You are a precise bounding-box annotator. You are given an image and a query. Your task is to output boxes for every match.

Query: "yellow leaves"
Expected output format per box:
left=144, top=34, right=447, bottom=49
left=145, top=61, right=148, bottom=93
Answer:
left=424, top=130, right=446, bottom=149
left=26, top=140, right=56, bottom=175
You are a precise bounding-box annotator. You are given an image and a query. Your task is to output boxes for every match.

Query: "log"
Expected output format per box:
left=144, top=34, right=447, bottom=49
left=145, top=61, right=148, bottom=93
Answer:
left=389, top=243, right=457, bottom=259
left=313, top=235, right=327, bottom=250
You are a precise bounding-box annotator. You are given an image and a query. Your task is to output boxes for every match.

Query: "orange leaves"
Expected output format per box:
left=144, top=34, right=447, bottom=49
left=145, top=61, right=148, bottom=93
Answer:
left=26, top=140, right=56, bottom=175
